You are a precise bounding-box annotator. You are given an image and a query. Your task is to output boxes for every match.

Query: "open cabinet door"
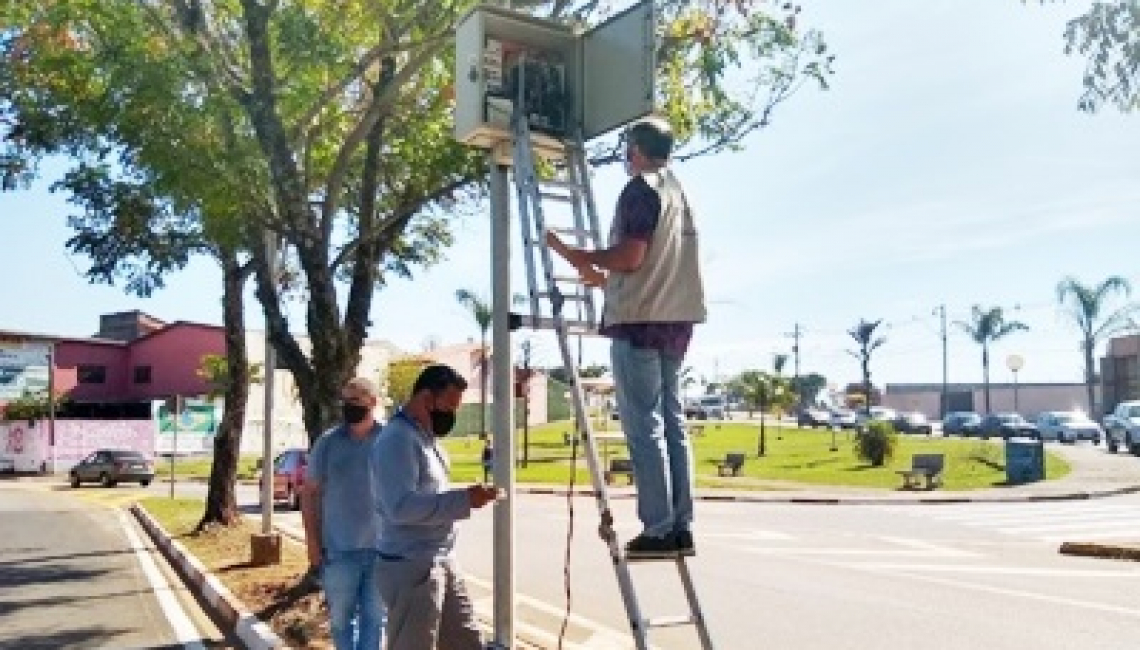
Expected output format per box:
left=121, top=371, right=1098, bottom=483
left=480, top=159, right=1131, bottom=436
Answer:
left=581, top=0, right=656, bottom=141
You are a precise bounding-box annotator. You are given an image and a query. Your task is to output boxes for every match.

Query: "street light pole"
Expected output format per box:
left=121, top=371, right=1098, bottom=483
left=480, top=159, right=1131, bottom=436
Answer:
left=1006, top=354, right=1024, bottom=413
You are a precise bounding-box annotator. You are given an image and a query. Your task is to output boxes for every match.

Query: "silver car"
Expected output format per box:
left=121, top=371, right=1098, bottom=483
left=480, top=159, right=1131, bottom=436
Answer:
left=1035, top=411, right=1103, bottom=444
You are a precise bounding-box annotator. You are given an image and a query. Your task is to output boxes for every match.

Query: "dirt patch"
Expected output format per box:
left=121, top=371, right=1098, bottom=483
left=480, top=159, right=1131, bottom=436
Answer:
left=143, top=499, right=333, bottom=648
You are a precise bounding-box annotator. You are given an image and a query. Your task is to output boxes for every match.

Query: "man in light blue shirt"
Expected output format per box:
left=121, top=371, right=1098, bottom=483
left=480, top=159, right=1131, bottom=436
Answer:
left=373, top=364, right=498, bottom=650
left=302, top=377, right=385, bottom=650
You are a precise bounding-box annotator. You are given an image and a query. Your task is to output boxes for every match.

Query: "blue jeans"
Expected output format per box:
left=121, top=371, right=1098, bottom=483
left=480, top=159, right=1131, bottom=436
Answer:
left=611, top=338, right=694, bottom=538
left=322, top=549, right=386, bottom=650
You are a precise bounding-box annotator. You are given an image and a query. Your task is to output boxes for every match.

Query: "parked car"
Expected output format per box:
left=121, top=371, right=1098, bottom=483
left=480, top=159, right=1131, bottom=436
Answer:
left=261, top=448, right=309, bottom=510
left=69, top=449, right=154, bottom=487
left=893, top=411, right=932, bottom=435
left=797, top=407, right=832, bottom=428
left=978, top=413, right=1040, bottom=440
left=855, top=406, right=897, bottom=428
left=0, top=456, right=14, bottom=474
left=1103, top=400, right=1140, bottom=455
left=830, top=409, right=859, bottom=429
left=942, top=411, right=982, bottom=437
left=1035, top=411, right=1103, bottom=444
left=685, top=395, right=727, bottom=420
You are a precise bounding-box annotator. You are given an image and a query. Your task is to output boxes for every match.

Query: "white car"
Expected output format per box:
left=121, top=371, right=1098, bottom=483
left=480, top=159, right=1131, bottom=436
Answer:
left=855, top=406, right=897, bottom=427
left=1035, top=411, right=1103, bottom=444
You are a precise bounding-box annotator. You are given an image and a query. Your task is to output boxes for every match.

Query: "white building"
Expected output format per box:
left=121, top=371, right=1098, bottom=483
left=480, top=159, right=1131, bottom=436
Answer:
left=241, top=331, right=404, bottom=454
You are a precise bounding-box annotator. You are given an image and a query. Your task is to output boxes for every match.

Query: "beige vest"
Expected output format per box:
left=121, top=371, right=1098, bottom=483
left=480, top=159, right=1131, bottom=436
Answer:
left=602, top=168, right=707, bottom=326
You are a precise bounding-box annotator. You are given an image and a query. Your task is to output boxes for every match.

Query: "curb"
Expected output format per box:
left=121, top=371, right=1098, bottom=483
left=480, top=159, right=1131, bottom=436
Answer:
left=515, top=483, right=1140, bottom=505
left=130, top=504, right=287, bottom=650
left=1059, top=541, right=1140, bottom=562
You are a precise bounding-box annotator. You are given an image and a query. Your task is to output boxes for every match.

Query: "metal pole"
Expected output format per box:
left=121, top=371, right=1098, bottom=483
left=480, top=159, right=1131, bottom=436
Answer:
left=937, top=305, right=948, bottom=419
left=261, top=233, right=277, bottom=535
left=170, top=395, right=179, bottom=499
left=47, top=343, right=56, bottom=474
left=1013, top=370, right=1020, bottom=412
left=490, top=161, right=515, bottom=649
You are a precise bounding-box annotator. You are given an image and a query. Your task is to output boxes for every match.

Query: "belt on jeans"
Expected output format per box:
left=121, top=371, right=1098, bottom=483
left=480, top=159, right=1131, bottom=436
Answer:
left=378, top=552, right=405, bottom=561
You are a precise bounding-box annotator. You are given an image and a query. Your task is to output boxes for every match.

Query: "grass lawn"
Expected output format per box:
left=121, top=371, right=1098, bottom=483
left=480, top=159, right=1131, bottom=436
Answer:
left=163, top=418, right=1069, bottom=492
left=140, top=497, right=330, bottom=648
left=441, top=419, right=1071, bottom=491
left=166, top=455, right=262, bottom=481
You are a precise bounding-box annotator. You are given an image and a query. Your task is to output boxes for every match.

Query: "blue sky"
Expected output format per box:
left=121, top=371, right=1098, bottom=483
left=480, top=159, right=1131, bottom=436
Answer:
left=1, top=0, right=1137, bottom=390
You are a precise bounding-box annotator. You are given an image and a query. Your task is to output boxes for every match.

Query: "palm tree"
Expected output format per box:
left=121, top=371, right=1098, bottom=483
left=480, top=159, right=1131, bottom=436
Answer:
left=847, top=319, right=886, bottom=413
left=955, top=305, right=1029, bottom=413
left=455, top=289, right=492, bottom=436
left=1056, top=276, right=1139, bottom=416
left=734, top=370, right=794, bottom=456
left=773, top=353, right=789, bottom=375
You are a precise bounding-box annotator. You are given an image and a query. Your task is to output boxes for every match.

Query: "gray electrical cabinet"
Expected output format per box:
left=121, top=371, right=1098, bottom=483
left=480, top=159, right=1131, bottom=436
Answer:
left=454, top=2, right=656, bottom=154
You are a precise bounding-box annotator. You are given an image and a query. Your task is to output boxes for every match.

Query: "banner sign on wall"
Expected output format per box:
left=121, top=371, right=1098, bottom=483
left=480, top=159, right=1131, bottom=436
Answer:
left=152, top=399, right=218, bottom=455
left=0, top=342, right=50, bottom=402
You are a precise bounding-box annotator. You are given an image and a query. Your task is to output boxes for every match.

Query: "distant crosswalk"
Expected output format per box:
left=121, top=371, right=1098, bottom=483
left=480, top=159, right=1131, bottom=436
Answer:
left=876, top=501, right=1140, bottom=544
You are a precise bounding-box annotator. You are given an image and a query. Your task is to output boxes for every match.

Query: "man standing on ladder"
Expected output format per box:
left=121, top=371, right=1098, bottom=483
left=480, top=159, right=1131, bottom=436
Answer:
left=547, top=116, right=707, bottom=558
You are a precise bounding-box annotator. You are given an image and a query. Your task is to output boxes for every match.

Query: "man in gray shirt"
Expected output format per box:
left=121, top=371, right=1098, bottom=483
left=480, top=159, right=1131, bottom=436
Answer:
left=373, top=364, right=498, bottom=650
left=302, top=377, right=385, bottom=650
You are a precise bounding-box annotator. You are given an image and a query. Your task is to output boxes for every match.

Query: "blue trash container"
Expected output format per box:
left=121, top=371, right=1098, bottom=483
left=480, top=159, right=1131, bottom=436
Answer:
left=1005, top=437, right=1045, bottom=483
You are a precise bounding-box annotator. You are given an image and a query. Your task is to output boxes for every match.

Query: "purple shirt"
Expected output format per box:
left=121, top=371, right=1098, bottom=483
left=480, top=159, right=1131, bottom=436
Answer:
left=600, top=175, right=695, bottom=358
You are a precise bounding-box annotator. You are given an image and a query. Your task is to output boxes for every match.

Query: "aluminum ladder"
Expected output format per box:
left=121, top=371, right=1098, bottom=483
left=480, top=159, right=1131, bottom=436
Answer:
left=507, top=105, right=715, bottom=650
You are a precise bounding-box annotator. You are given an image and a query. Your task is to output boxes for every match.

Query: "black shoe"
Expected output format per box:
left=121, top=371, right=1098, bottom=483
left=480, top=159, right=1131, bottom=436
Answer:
left=674, top=530, right=695, bottom=557
left=625, top=533, right=679, bottom=559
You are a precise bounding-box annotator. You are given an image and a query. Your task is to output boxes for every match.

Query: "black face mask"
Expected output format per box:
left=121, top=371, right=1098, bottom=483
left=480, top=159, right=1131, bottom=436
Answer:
left=342, top=402, right=369, bottom=425
left=429, top=409, right=456, bottom=437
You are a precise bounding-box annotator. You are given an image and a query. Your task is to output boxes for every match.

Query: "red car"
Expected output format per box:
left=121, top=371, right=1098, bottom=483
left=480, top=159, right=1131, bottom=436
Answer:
left=261, top=448, right=308, bottom=510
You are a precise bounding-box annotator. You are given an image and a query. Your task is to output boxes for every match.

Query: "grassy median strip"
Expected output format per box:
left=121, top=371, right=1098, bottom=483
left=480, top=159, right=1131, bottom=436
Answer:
left=140, top=497, right=332, bottom=649
left=170, top=419, right=1070, bottom=491
left=439, top=420, right=1071, bottom=490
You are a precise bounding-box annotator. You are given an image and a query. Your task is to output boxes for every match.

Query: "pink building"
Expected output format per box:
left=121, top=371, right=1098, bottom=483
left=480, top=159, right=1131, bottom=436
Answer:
left=0, top=311, right=221, bottom=416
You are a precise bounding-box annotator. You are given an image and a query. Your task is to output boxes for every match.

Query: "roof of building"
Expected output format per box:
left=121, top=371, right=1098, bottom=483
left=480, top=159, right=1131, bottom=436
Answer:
left=0, top=328, right=125, bottom=347
left=885, top=381, right=1086, bottom=393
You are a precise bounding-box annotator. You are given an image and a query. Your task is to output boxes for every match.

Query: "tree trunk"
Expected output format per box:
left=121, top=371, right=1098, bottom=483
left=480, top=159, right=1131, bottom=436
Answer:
left=480, top=333, right=488, bottom=436
left=982, top=344, right=991, bottom=413
left=757, top=394, right=767, bottom=456
left=197, top=251, right=250, bottom=530
left=861, top=355, right=872, bottom=412
left=1084, top=338, right=1097, bottom=416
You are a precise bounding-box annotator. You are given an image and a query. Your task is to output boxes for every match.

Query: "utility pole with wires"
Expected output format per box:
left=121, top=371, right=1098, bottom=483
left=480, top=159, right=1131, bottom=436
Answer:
left=934, top=304, right=948, bottom=419
left=786, top=323, right=803, bottom=404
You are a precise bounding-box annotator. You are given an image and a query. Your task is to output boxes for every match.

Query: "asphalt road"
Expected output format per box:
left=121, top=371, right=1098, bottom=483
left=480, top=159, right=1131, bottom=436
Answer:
left=256, top=441, right=1140, bottom=649
left=16, top=438, right=1137, bottom=649
left=0, top=482, right=229, bottom=650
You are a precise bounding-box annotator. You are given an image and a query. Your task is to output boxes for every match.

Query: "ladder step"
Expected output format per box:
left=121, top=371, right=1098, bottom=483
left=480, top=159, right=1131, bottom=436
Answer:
left=538, top=191, right=575, bottom=203
left=644, top=615, right=700, bottom=630
left=508, top=313, right=599, bottom=335
left=546, top=226, right=593, bottom=239
left=539, top=179, right=583, bottom=193
left=538, top=291, right=589, bottom=302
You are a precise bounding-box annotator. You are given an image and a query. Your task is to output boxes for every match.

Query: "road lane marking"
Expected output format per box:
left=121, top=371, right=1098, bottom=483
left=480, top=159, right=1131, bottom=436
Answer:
left=117, top=510, right=207, bottom=650
left=839, top=562, right=1140, bottom=619
left=831, top=563, right=1140, bottom=577
left=464, top=574, right=653, bottom=649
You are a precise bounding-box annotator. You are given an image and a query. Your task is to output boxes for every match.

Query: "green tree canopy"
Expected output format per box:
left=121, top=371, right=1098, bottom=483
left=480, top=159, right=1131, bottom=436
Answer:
left=1, top=0, right=835, bottom=440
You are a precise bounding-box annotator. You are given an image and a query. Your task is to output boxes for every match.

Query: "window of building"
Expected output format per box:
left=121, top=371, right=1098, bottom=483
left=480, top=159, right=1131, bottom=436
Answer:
left=77, top=365, right=107, bottom=384
left=134, top=365, right=152, bottom=384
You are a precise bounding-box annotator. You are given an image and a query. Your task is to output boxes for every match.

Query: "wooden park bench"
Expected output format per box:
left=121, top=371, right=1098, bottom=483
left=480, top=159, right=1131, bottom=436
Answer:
left=716, top=452, right=747, bottom=477
left=605, top=458, right=634, bottom=485
left=897, top=453, right=945, bottom=490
